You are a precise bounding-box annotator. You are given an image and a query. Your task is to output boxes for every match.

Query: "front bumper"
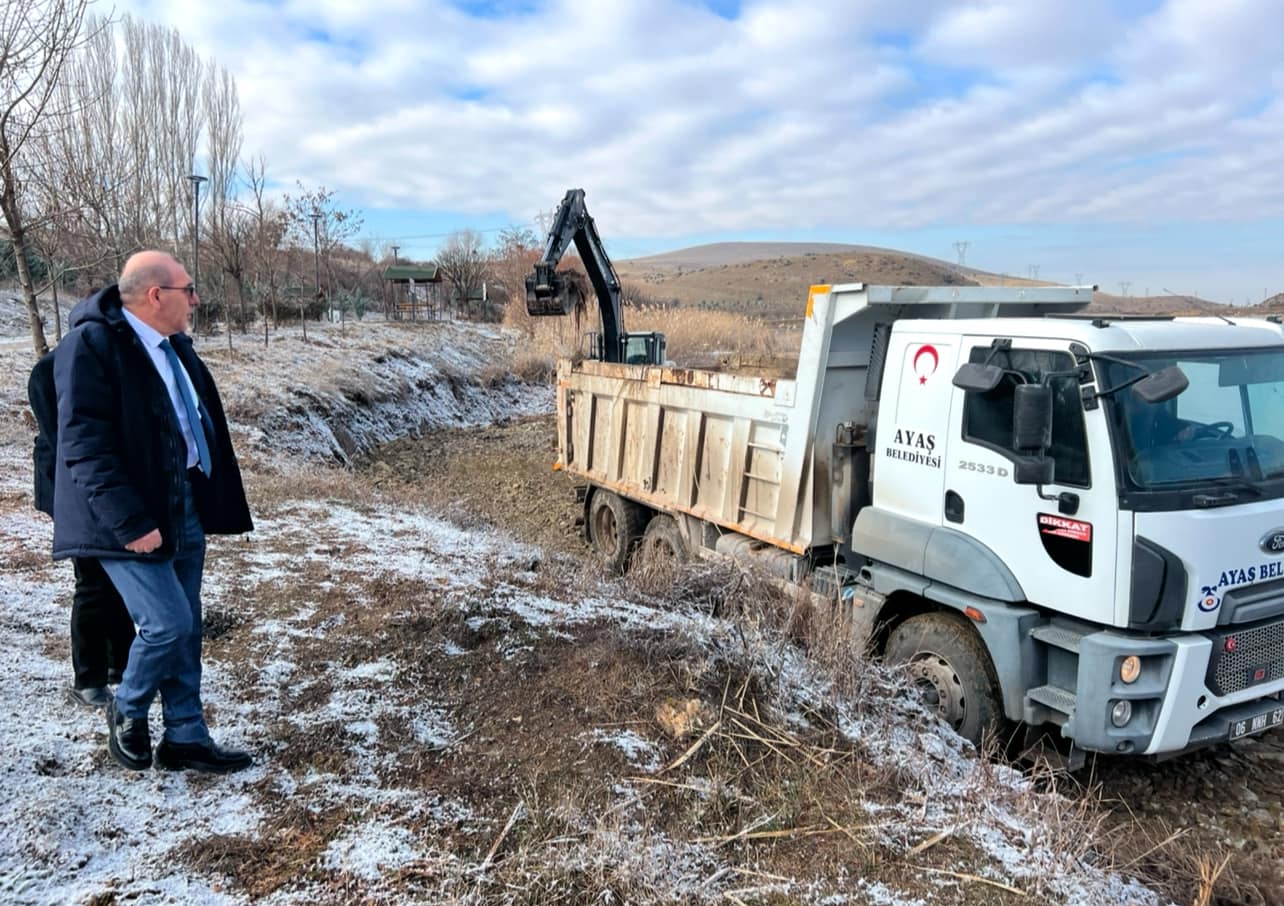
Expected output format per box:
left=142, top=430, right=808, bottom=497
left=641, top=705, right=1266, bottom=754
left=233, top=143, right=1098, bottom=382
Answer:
left=1062, top=623, right=1284, bottom=755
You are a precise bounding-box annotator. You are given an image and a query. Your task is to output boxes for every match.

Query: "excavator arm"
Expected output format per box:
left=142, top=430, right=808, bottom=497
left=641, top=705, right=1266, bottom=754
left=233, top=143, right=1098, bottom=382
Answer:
left=525, top=189, right=664, bottom=365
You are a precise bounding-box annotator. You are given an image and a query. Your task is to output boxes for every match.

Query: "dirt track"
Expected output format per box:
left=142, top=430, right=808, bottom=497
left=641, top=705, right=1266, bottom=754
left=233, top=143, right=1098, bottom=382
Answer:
left=363, top=412, right=1284, bottom=906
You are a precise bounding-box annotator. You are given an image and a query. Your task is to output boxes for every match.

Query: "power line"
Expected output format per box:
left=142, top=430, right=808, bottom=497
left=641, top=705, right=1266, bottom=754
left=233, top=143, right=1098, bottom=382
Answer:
left=353, top=225, right=509, bottom=243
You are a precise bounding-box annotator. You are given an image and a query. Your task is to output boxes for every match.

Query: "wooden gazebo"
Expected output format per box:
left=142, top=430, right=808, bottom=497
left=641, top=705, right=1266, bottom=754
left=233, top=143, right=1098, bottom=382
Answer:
left=383, top=264, right=444, bottom=320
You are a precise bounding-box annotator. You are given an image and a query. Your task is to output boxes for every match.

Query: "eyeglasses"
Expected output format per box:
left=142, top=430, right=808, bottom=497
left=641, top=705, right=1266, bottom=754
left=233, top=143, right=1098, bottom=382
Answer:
left=158, top=285, right=198, bottom=298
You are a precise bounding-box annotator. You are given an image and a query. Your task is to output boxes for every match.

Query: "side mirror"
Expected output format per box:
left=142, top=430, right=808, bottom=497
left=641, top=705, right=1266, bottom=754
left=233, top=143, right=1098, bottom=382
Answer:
left=1013, top=383, right=1053, bottom=451
left=1013, top=456, right=1055, bottom=485
left=1133, top=365, right=1188, bottom=404
left=953, top=362, right=1004, bottom=393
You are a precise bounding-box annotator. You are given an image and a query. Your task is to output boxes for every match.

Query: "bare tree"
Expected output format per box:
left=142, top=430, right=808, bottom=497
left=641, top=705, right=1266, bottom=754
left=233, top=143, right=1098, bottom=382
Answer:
left=285, top=183, right=362, bottom=322
left=33, top=18, right=135, bottom=285
left=0, top=0, right=96, bottom=355
left=491, top=225, right=541, bottom=335
left=29, top=14, right=251, bottom=319
left=437, top=228, right=490, bottom=320
left=203, top=62, right=245, bottom=341
left=241, top=155, right=287, bottom=336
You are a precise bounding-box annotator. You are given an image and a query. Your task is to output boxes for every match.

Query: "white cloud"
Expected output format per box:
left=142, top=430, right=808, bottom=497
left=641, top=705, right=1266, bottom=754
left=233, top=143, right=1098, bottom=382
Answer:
left=919, top=0, right=1127, bottom=69
left=110, top=0, right=1284, bottom=297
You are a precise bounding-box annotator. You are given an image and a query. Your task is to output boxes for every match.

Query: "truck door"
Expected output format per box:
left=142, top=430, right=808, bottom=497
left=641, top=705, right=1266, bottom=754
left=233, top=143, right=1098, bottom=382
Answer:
left=944, top=339, right=1117, bottom=621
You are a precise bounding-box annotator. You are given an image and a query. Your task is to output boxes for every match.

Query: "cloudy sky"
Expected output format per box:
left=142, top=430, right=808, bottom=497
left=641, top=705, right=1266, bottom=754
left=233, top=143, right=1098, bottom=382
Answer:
left=123, top=0, right=1283, bottom=303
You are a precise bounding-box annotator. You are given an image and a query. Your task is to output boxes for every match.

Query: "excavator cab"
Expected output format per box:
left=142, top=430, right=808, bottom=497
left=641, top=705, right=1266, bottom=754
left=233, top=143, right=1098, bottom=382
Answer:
left=624, top=332, right=666, bottom=365
left=579, top=330, right=667, bottom=365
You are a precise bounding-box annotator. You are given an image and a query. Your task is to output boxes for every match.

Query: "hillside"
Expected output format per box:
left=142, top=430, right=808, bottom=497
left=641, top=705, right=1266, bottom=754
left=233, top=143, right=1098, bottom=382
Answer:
left=616, top=244, right=1236, bottom=319
left=617, top=245, right=977, bottom=318
left=1233, top=292, right=1284, bottom=317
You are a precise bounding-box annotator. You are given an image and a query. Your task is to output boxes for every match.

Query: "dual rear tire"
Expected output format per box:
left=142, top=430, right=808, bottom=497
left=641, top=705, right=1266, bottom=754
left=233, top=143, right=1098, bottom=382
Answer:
left=587, top=490, right=687, bottom=573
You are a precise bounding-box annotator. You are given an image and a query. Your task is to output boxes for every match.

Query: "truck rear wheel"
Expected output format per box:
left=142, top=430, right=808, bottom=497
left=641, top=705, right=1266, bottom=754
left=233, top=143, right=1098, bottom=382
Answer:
left=885, top=612, right=1002, bottom=748
left=638, top=515, right=687, bottom=566
left=587, top=490, right=647, bottom=573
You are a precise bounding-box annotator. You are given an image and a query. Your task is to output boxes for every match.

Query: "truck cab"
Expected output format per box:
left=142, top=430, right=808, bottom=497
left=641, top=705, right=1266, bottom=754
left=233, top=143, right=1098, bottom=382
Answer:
left=863, top=313, right=1284, bottom=755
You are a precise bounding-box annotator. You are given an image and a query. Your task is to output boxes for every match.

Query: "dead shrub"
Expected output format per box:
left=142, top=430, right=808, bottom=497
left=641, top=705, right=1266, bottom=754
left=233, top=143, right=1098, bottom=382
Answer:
left=498, top=307, right=798, bottom=368
left=512, top=353, right=556, bottom=384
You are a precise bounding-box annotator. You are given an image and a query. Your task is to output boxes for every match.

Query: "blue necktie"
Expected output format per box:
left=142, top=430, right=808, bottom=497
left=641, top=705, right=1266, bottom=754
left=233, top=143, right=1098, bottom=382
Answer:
left=160, top=338, right=212, bottom=476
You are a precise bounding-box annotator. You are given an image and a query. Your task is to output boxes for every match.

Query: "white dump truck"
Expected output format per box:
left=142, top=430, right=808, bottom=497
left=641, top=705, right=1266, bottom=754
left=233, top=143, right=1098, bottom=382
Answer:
left=553, top=281, right=1284, bottom=759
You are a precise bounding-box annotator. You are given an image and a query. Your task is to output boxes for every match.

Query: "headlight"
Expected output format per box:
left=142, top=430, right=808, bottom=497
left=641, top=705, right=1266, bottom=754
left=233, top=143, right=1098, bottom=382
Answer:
left=1111, top=700, right=1133, bottom=728
left=1120, top=655, right=1141, bottom=684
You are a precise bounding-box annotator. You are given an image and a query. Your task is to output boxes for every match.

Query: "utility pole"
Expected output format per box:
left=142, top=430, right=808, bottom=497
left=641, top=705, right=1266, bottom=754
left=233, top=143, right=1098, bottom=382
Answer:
left=310, top=210, right=323, bottom=325
left=1028, top=264, right=1039, bottom=281
left=1120, top=281, right=1131, bottom=297
left=392, top=245, right=400, bottom=265
left=953, top=240, right=969, bottom=267
left=186, top=174, right=207, bottom=335
left=1074, top=272, right=1084, bottom=286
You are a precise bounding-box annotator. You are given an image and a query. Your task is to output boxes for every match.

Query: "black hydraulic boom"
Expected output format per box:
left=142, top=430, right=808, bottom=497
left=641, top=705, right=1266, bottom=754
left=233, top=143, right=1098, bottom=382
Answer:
left=525, top=189, right=664, bottom=365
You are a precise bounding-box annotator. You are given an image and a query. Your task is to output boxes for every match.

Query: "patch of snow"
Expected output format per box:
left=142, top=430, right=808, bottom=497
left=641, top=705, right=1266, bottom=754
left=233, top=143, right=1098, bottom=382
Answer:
left=321, top=821, right=422, bottom=880
left=410, top=711, right=455, bottom=748
left=852, top=880, right=926, bottom=905
left=346, top=658, right=398, bottom=681
left=591, top=729, right=663, bottom=773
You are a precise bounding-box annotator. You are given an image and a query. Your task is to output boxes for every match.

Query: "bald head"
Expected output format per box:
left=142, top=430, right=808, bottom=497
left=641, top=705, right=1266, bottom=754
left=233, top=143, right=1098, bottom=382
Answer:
left=118, top=251, right=181, bottom=307
left=116, top=250, right=198, bottom=335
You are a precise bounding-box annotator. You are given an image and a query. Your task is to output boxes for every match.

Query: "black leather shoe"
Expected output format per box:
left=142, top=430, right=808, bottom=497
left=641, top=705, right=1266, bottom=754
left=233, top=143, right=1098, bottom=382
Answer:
left=106, top=699, right=151, bottom=770
left=155, top=738, right=253, bottom=774
left=69, top=685, right=112, bottom=709
left=106, top=668, right=125, bottom=685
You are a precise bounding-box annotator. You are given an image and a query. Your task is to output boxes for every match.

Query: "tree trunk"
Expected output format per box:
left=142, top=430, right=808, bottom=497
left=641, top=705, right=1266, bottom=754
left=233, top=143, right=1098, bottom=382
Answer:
left=13, top=237, right=48, bottom=356
left=52, top=276, right=63, bottom=341
left=0, top=175, right=50, bottom=356
left=235, top=272, right=249, bottom=334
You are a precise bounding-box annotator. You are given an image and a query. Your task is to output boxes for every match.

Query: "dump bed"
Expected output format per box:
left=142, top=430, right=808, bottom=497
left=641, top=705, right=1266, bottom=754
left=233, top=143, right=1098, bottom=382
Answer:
left=556, top=283, right=1093, bottom=553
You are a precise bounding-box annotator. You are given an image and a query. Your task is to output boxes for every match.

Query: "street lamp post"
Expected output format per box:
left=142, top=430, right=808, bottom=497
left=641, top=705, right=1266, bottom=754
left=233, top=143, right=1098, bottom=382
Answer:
left=187, top=174, right=208, bottom=333
left=392, top=245, right=399, bottom=265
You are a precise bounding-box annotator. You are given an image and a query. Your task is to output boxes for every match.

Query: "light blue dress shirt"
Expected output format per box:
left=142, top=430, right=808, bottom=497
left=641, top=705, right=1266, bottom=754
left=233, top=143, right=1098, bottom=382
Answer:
left=122, top=307, right=203, bottom=471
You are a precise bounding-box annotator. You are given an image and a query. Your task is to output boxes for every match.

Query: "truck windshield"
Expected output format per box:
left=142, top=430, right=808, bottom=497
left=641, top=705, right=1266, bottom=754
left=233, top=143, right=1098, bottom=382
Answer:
left=1101, top=348, right=1284, bottom=504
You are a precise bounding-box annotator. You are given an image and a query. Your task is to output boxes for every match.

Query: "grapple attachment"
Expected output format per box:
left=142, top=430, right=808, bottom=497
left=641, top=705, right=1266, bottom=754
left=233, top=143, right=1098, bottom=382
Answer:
left=525, top=265, right=580, bottom=316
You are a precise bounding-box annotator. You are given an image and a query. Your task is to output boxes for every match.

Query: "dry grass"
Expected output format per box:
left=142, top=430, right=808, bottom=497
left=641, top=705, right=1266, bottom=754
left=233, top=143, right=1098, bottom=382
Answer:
left=618, top=557, right=1246, bottom=904
left=243, top=461, right=384, bottom=509
left=503, top=301, right=799, bottom=367
left=1096, top=800, right=1258, bottom=906
left=627, top=307, right=801, bottom=362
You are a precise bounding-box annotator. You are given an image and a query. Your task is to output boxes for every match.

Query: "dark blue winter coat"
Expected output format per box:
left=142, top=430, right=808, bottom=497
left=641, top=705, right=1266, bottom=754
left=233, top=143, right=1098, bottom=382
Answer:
left=27, top=351, right=56, bottom=517
left=51, top=286, right=252, bottom=560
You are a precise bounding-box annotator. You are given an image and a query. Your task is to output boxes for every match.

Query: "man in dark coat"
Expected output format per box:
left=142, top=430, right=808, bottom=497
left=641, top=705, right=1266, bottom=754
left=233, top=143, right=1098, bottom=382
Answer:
left=29, top=349, right=135, bottom=707
left=53, top=250, right=254, bottom=774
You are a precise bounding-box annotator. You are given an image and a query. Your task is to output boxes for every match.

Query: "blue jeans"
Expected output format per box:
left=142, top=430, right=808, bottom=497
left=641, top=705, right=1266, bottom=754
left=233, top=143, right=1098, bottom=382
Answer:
left=101, top=480, right=209, bottom=744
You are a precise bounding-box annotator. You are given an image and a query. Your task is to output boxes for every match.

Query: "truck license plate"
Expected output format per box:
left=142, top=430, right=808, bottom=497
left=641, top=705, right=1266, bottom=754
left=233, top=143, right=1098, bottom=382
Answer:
left=1230, top=706, right=1284, bottom=740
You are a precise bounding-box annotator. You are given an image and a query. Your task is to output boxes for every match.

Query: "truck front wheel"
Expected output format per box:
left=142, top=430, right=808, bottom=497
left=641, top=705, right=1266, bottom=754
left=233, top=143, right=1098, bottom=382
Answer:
left=587, top=490, right=648, bottom=573
left=885, top=612, right=1003, bottom=748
